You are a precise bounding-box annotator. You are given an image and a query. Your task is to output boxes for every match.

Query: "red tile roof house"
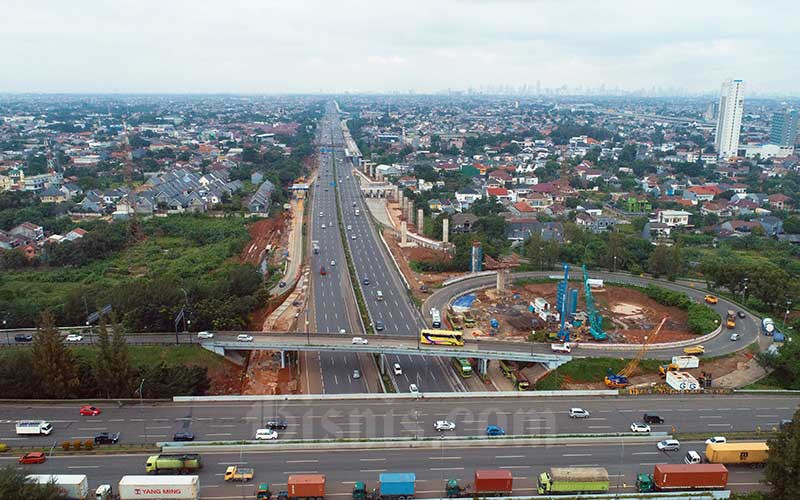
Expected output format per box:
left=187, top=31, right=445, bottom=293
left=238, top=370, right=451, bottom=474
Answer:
left=768, top=193, right=792, bottom=210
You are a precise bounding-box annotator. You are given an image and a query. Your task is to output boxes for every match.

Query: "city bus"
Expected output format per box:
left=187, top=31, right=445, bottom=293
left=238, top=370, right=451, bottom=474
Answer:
left=431, top=308, right=442, bottom=328
left=452, top=358, right=473, bottom=378
left=419, top=329, right=465, bottom=346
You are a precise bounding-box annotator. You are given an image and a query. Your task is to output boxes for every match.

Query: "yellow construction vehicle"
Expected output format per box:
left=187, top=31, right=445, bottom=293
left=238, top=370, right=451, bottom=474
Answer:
left=605, top=317, right=668, bottom=388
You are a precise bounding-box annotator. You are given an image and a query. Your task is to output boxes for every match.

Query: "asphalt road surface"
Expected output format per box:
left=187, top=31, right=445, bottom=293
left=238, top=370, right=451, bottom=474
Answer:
left=310, top=107, right=367, bottom=394
left=2, top=394, right=795, bottom=445
left=0, top=442, right=766, bottom=498
left=333, top=117, right=459, bottom=394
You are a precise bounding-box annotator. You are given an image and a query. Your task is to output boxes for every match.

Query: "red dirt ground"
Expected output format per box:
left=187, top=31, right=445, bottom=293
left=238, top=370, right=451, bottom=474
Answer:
left=240, top=217, right=285, bottom=266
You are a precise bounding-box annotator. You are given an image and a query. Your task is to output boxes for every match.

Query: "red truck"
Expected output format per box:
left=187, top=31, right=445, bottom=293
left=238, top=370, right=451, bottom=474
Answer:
left=637, top=464, right=728, bottom=492
left=446, top=469, right=513, bottom=497
left=279, top=474, right=326, bottom=500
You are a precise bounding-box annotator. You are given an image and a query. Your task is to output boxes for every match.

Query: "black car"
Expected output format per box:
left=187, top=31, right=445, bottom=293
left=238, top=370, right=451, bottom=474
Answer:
left=14, top=334, right=33, bottom=342
left=265, top=419, right=288, bottom=430
left=643, top=413, right=664, bottom=424
left=94, top=432, right=120, bottom=444
left=737, top=311, right=746, bottom=319
left=374, top=320, right=385, bottom=331
left=173, top=430, right=194, bottom=442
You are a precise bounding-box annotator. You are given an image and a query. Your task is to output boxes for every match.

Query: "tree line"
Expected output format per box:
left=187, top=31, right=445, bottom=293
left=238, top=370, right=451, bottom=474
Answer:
left=0, top=314, right=209, bottom=399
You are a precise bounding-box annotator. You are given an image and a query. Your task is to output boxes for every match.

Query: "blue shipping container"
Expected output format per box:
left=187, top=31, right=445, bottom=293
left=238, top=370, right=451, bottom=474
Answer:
left=379, top=473, right=416, bottom=496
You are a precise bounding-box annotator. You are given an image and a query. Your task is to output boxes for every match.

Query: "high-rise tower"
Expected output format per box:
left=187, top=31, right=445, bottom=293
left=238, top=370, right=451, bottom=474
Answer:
left=715, top=79, right=745, bottom=160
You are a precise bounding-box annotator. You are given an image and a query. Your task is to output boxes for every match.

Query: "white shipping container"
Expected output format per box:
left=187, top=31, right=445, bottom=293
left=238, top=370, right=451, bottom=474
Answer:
left=118, top=476, right=199, bottom=500
left=670, top=355, right=700, bottom=369
left=666, top=371, right=700, bottom=392
left=27, top=475, right=88, bottom=500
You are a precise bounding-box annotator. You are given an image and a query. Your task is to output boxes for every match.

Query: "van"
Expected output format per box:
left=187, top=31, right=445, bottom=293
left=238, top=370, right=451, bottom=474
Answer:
left=376, top=290, right=384, bottom=301
left=684, top=450, right=702, bottom=464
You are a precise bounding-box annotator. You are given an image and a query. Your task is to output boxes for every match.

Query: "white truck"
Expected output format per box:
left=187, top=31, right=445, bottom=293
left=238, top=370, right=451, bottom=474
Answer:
left=113, top=475, right=200, bottom=500
left=16, top=420, right=53, bottom=435
left=27, top=475, right=88, bottom=500
left=551, top=342, right=573, bottom=353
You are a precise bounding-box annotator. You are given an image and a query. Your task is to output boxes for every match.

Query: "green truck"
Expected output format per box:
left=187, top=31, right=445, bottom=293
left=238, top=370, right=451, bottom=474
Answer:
left=537, top=467, right=609, bottom=495
left=145, top=454, right=202, bottom=474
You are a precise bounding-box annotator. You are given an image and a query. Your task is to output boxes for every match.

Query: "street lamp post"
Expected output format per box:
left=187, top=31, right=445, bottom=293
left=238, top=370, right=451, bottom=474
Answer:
left=136, top=378, right=146, bottom=443
left=305, top=310, right=310, bottom=345
left=3, top=319, right=7, bottom=345
left=784, top=300, right=792, bottom=328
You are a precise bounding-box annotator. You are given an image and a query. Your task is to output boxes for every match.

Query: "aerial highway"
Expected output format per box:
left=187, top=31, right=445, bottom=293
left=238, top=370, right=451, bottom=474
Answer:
left=0, top=441, right=766, bottom=497
left=1, top=394, right=795, bottom=446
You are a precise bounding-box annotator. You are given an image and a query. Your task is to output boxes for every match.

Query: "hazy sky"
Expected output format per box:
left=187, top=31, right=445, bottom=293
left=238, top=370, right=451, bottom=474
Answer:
left=2, top=0, right=798, bottom=95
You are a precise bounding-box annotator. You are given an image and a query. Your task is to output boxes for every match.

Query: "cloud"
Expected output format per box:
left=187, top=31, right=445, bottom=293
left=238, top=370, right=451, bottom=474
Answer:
left=0, top=0, right=797, bottom=94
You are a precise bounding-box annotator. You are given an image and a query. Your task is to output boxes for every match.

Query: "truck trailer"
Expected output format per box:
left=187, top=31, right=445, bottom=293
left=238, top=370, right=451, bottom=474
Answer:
left=27, top=474, right=88, bottom=500
left=636, top=464, right=729, bottom=492
left=279, top=474, right=326, bottom=500
left=705, top=442, right=769, bottom=465
left=446, top=469, right=513, bottom=497
left=115, top=475, right=199, bottom=500
left=537, top=467, right=609, bottom=495
left=376, top=472, right=416, bottom=500
left=145, top=454, right=202, bottom=474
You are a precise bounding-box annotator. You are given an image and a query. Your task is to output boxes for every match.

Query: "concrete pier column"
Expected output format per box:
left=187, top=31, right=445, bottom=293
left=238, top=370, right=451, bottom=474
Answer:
left=280, top=351, right=286, bottom=369
left=401, top=221, right=408, bottom=244
left=417, top=208, right=424, bottom=230
left=442, top=219, right=449, bottom=243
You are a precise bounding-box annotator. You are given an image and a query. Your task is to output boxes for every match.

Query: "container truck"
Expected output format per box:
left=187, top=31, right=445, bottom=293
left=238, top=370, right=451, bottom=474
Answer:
left=115, top=475, right=199, bottom=500
left=445, top=469, right=513, bottom=497
left=278, top=474, right=326, bottom=500
left=27, top=474, right=88, bottom=500
left=16, top=420, right=53, bottom=435
left=636, top=464, right=728, bottom=492
left=537, top=467, right=609, bottom=495
left=705, top=442, right=769, bottom=465
left=145, top=454, right=202, bottom=474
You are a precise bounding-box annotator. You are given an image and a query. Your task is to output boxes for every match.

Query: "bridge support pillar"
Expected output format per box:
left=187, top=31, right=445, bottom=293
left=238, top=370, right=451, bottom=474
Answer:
left=417, top=208, right=423, bottom=230
left=280, top=351, right=286, bottom=369
left=479, top=359, right=489, bottom=376
left=401, top=222, right=408, bottom=244
left=406, top=202, right=413, bottom=223
left=399, top=191, right=405, bottom=210
left=442, top=218, right=449, bottom=244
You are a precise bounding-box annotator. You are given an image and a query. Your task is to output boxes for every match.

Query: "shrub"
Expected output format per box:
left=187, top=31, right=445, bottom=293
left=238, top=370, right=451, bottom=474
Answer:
left=61, top=441, right=71, bottom=451
left=72, top=440, right=82, bottom=450
left=84, top=440, right=93, bottom=450
left=687, top=303, right=720, bottom=334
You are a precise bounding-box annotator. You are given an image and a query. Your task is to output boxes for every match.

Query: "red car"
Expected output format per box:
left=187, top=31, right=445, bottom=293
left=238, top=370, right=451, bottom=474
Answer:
left=19, top=452, right=46, bottom=464
left=320, top=266, right=326, bottom=276
left=79, top=405, right=101, bottom=416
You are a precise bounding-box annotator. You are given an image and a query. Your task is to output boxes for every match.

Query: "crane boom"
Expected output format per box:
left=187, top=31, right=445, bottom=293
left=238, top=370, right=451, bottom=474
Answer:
left=604, top=316, right=668, bottom=387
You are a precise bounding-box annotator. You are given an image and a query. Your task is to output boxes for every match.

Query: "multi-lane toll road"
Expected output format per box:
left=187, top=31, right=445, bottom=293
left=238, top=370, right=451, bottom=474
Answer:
left=2, top=394, right=795, bottom=446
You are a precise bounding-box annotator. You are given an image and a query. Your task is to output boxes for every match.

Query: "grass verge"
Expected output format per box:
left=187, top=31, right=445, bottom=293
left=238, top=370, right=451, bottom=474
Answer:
left=534, top=357, right=662, bottom=390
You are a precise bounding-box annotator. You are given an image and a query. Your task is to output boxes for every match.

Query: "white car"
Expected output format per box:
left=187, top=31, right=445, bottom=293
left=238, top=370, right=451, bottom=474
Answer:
left=631, top=423, right=651, bottom=433
left=569, top=408, right=590, bottom=418
left=434, top=420, right=455, bottom=431
left=393, top=363, right=402, bottom=375
left=321, top=224, right=326, bottom=229
left=351, top=234, right=356, bottom=240
left=197, top=331, right=214, bottom=339
left=705, top=436, right=727, bottom=445
left=330, top=260, right=336, bottom=266
left=409, top=384, right=419, bottom=394
left=254, top=429, right=278, bottom=440
left=657, top=439, right=681, bottom=451
left=237, top=334, right=254, bottom=342
left=65, top=334, right=83, bottom=342
left=347, top=225, right=352, bottom=230
left=352, top=337, right=368, bottom=345
left=319, top=212, right=323, bottom=217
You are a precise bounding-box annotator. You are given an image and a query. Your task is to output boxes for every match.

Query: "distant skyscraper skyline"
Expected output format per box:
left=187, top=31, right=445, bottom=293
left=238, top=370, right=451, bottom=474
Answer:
left=715, top=79, right=745, bottom=160
left=770, top=109, right=799, bottom=146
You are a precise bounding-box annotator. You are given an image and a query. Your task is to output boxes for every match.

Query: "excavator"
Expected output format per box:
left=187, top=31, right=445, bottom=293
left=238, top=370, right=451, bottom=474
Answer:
left=604, top=317, right=667, bottom=388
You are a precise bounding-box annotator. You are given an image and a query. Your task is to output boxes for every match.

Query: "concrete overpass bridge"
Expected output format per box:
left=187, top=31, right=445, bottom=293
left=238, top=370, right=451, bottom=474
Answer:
left=198, top=332, right=571, bottom=373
